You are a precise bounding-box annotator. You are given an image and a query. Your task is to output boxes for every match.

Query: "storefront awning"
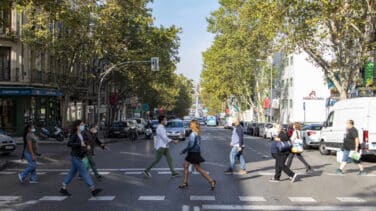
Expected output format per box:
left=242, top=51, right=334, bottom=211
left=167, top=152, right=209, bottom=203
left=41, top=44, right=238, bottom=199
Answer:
left=0, top=87, right=63, bottom=96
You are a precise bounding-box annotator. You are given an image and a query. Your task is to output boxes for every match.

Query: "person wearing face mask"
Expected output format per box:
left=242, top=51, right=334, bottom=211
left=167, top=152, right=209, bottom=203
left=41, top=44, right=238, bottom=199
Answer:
left=59, top=120, right=102, bottom=197
left=18, top=124, right=40, bottom=184
left=82, top=124, right=108, bottom=179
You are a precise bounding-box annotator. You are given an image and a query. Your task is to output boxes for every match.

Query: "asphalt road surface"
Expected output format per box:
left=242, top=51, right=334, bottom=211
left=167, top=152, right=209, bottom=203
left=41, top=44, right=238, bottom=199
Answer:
left=0, top=127, right=376, bottom=211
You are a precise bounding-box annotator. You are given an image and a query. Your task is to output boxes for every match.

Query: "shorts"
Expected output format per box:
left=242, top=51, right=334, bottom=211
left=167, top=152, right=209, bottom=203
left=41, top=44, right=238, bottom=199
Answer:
left=342, top=150, right=361, bottom=164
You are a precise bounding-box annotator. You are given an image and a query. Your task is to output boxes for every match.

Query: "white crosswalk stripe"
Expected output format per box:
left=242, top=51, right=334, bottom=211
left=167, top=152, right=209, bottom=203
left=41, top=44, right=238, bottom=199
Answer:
left=202, top=205, right=376, bottom=210
left=124, top=171, right=142, bottom=175
left=39, top=196, right=67, bottom=201
left=138, top=195, right=165, bottom=201
left=336, top=197, right=366, bottom=203
left=0, top=196, right=21, bottom=201
left=288, top=197, right=317, bottom=203
left=89, top=196, right=116, bottom=201
left=239, top=196, right=266, bottom=202
left=190, top=195, right=215, bottom=201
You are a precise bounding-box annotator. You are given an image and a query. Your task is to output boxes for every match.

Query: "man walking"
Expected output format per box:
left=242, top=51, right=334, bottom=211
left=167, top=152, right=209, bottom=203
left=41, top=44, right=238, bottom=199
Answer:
left=225, top=118, right=247, bottom=175
left=336, top=120, right=365, bottom=175
left=144, top=116, right=179, bottom=178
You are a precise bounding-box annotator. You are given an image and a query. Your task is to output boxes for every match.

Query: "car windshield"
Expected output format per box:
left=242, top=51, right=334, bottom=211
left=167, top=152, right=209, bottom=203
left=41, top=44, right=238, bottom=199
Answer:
left=304, top=125, right=322, bottom=130
left=151, top=120, right=159, bottom=125
left=167, top=121, right=184, bottom=128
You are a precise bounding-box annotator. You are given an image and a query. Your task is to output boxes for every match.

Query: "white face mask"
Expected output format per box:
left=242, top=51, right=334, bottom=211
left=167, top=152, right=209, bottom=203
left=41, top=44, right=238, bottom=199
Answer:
left=31, top=128, right=36, bottom=133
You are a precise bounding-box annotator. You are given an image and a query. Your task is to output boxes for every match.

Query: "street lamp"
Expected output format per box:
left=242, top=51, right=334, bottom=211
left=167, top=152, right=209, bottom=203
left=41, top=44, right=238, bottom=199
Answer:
left=256, top=59, right=273, bottom=122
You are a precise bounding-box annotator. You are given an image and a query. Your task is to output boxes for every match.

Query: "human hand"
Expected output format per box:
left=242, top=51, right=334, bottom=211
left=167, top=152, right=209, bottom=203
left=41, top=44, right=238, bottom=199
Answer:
left=173, top=140, right=179, bottom=144
left=32, top=154, right=36, bottom=161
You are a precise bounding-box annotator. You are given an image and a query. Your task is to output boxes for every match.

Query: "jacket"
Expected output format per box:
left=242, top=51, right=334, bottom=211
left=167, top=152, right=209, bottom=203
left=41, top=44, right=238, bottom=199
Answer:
left=67, top=133, right=87, bottom=158
left=181, top=132, right=201, bottom=154
left=82, top=130, right=103, bottom=156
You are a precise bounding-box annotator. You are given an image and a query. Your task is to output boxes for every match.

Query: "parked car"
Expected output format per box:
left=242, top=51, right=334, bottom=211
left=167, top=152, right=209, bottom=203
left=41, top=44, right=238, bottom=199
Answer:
left=134, top=118, right=146, bottom=134
left=0, top=129, right=16, bottom=155
left=320, top=97, right=376, bottom=156
left=151, top=120, right=159, bottom=132
left=224, top=117, right=234, bottom=129
left=245, top=122, right=256, bottom=135
left=301, top=124, right=322, bottom=149
left=259, top=123, right=268, bottom=138
left=264, top=123, right=278, bottom=139
left=197, top=117, right=206, bottom=126
left=108, top=121, right=129, bottom=138
left=206, top=116, right=217, bottom=126
left=254, top=123, right=264, bottom=137
left=166, top=120, right=186, bottom=141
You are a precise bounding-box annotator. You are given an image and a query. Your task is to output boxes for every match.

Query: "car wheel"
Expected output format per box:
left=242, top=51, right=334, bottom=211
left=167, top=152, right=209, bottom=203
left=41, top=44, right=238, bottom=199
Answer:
left=56, top=134, right=64, bottom=142
left=319, top=141, right=330, bottom=155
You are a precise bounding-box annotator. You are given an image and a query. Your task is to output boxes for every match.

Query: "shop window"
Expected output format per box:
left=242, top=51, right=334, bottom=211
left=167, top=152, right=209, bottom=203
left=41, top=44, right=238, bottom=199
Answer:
left=0, top=47, right=11, bottom=81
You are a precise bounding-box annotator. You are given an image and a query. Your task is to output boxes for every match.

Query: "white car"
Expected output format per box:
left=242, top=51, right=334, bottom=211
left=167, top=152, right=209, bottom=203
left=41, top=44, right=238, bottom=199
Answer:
left=0, top=130, right=16, bottom=155
left=301, top=124, right=322, bottom=149
left=265, top=123, right=278, bottom=139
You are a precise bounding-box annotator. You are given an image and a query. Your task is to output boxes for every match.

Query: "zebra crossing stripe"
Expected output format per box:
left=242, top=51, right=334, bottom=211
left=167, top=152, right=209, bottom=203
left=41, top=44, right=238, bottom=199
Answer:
left=258, top=171, right=274, bottom=176
left=124, top=171, right=142, bottom=175
left=239, top=196, right=266, bottom=202
left=0, top=196, right=21, bottom=201
left=336, top=197, right=366, bottom=203
left=39, top=196, right=67, bottom=201
left=0, top=172, right=16, bottom=175
left=193, top=206, right=201, bottom=211
left=89, top=196, right=115, bottom=201
left=190, top=195, right=215, bottom=201
left=138, top=196, right=165, bottom=201
left=157, top=171, right=172, bottom=175
left=182, top=205, right=190, bottom=211
left=288, top=197, right=317, bottom=203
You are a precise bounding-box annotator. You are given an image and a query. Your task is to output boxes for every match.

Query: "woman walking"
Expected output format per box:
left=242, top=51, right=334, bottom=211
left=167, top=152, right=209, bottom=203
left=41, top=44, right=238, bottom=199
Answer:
left=59, top=120, right=102, bottom=196
left=179, top=120, right=216, bottom=190
left=286, top=123, right=313, bottom=173
left=18, top=124, right=39, bottom=184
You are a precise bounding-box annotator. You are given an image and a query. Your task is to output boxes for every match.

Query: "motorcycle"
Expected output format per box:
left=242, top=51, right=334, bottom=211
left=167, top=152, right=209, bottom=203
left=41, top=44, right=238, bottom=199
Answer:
left=128, top=125, right=138, bottom=143
left=39, top=126, right=65, bottom=142
left=145, top=128, right=153, bottom=139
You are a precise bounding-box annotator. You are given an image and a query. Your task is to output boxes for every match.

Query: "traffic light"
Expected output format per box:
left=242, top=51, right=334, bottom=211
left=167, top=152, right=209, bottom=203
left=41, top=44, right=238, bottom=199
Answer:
left=151, top=57, right=159, bottom=71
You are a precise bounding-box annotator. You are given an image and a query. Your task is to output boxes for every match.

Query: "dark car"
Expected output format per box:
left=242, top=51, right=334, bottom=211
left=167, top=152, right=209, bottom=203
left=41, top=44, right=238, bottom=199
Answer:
left=151, top=120, right=159, bottom=132
left=246, top=122, right=257, bottom=135
left=108, top=121, right=129, bottom=138
left=0, top=129, right=16, bottom=155
left=254, top=123, right=265, bottom=137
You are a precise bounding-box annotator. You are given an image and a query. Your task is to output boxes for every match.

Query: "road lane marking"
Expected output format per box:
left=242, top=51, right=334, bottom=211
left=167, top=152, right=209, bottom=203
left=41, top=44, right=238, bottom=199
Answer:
left=239, top=196, right=266, bottom=202
left=190, top=195, right=215, bottom=201
left=336, top=197, right=366, bottom=203
left=326, top=173, right=345, bottom=176
left=89, top=196, right=115, bottom=201
left=157, top=171, right=172, bottom=175
left=288, top=197, right=317, bottom=203
left=201, top=205, right=376, bottom=210
left=262, top=155, right=271, bottom=158
left=182, top=205, right=190, bottom=211
left=193, top=171, right=209, bottom=175
left=91, top=171, right=110, bottom=175
left=0, top=172, right=16, bottom=175
left=138, top=195, right=165, bottom=201
left=0, top=196, right=21, bottom=201
left=59, top=172, right=68, bottom=175
left=258, top=172, right=274, bottom=176
left=194, top=206, right=201, bottom=211
left=37, top=172, right=47, bottom=175
left=124, top=171, right=142, bottom=175
left=39, top=196, right=67, bottom=201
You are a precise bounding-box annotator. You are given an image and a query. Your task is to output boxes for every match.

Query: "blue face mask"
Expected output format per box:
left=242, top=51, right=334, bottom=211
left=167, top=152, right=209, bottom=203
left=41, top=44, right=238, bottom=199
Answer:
left=79, top=125, right=85, bottom=132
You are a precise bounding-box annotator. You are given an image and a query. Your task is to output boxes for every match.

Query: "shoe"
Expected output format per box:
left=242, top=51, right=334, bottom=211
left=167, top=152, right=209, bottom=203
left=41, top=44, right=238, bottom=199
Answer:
left=224, top=168, right=233, bottom=175
left=178, top=183, right=188, bottom=189
left=209, top=180, right=216, bottom=190
left=269, top=178, right=280, bottom=183
left=29, top=180, right=39, bottom=184
left=335, top=169, right=344, bottom=174
left=291, top=173, right=298, bottom=183
left=18, top=174, right=24, bottom=184
left=358, top=171, right=366, bottom=176
left=171, top=172, right=180, bottom=178
left=238, top=170, right=247, bottom=175
left=143, top=170, right=152, bottom=178
left=306, top=167, right=313, bottom=173
left=96, top=175, right=103, bottom=180
left=59, top=188, right=71, bottom=196
left=91, top=188, right=102, bottom=197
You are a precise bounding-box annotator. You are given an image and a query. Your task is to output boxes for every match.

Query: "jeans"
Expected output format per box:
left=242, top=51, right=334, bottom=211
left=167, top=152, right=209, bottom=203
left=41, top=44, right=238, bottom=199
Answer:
left=87, top=155, right=100, bottom=177
left=63, top=156, right=94, bottom=189
left=146, top=148, right=176, bottom=173
left=274, top=153, right=295, bottom=180
left=286, top=153, right=311, bottom=169
left=20, top=152, right=37, bottom=181
left=230, top=146, right=246, bottom=170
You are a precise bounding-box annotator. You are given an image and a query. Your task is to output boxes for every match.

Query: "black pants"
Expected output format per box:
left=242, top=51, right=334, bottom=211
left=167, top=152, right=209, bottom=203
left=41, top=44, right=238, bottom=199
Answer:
left=286, top=153, right=311, bottom=169
left=274, top=153, right=295, bottom=180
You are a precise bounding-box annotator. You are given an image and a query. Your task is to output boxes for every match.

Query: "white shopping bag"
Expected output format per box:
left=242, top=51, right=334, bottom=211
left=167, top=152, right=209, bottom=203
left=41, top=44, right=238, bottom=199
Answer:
left=336, top=151, right=343, bottom=163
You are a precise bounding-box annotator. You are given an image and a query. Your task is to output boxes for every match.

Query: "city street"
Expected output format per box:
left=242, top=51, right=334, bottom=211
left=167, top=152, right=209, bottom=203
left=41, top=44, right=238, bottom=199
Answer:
left=0, top=127, right=376, bottom=211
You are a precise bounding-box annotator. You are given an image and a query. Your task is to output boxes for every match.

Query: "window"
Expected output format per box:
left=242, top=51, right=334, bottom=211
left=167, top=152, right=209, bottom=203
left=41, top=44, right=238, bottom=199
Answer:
left=0, top=6, right=11, bottom=34
left=326, top=112, right=334, bottom=127
left=0, top=47, right=11, bottom=81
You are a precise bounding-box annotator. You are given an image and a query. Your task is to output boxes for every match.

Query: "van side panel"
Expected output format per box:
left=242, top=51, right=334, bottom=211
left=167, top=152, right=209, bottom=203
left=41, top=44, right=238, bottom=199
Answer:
left=367, top=100, right=376, bottom=150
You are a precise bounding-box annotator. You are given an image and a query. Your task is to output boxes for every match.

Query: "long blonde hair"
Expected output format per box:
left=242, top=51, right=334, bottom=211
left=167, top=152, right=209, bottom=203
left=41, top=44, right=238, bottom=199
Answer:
left=190, top=120, right=201, bottom=135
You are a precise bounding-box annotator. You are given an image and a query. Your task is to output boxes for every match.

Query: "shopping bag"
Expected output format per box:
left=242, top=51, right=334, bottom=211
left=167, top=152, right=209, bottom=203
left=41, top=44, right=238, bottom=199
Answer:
left=291, top=143, right=304, bottom=153
left=349, top=151, right=361, bottom=161
left=82, top=156, right=90, bottom=170
left=336, top=151, right=343, bottom=163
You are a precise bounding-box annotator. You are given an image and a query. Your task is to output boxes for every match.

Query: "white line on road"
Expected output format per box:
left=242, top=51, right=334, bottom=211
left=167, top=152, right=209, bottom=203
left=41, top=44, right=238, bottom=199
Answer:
left=194, top=206, right=201, bottom=211
left=326, top=173, right=345, bottom=176
left=0, top=172, right=16, bottom=175
left=39, top=196, right=67, bottom=201
left=138, top=196, right=165, bottom=201
left=59, top=172, right=68, bottom=175
left=201, top=205, right=376, bottom=210
left=190, top=195, right=215, bottom=201
left=89, top=196, right=116, bottom=201
left=288, top=197, right=317, bottom=203
left=239, top=196, right=266, bottom=202
left=124, top=171, right=142, bottom=175
left=0, top=196, right=20, bottom=201
left=157, top=171, right=172, bottom=175
left=258, top=172, right=274, bottom=176
left=37, top=172, right=47, bottom=175
left=193, top=171, right=209, bottom=175
left=262, top=155, right=271, bottom=158
left=91, top=171, right=110, bottom=175
left=336, top=197, right=366, bottom=203
left=182, top=205, right=190, bottom=211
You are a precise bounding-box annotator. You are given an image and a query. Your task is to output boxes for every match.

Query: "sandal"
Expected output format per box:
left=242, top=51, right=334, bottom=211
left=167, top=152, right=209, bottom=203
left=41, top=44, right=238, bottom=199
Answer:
left=178, top=183, right=188, bottom=189
left=209, top=180, right=216, bottom=190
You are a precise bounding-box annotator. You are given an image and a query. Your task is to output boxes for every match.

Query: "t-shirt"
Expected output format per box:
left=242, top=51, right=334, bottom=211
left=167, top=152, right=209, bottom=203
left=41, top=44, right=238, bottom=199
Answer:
left=343, top=127, right=358, bottom=151
left=25, top=133, right=39, bottom=154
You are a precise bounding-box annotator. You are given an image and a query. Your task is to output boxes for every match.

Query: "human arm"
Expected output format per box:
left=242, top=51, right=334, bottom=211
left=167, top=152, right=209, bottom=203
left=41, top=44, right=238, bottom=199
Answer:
left=157, top=126, right=172, bottom=144
left=181, top=134, right=196, bottom=154
left=27, top=139, right=36, bottom=160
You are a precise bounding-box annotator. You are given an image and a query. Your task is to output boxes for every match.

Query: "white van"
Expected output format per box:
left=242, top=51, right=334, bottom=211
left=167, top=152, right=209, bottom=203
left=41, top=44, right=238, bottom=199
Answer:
left=319, top=97, right=376, bottom=156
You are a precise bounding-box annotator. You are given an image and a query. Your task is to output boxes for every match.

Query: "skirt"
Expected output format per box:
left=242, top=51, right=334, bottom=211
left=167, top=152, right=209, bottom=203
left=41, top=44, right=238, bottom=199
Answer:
left=185, top=152, right=205, bottom=164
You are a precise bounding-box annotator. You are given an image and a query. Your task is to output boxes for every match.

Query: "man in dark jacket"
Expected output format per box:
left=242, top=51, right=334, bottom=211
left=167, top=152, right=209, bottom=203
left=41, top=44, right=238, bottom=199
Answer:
left=83, top=124, right=108, bottom=179
left=225, top=118, right=247, bottom=175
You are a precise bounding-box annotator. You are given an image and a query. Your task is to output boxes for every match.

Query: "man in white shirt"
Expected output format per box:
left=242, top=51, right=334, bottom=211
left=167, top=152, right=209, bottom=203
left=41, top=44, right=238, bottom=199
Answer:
left=144, top=116, right=179, bottom=178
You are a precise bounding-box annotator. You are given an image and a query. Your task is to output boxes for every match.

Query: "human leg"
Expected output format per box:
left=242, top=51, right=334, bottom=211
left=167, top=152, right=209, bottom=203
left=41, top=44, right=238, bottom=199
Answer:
left=145, top=148, right=164, bottom=172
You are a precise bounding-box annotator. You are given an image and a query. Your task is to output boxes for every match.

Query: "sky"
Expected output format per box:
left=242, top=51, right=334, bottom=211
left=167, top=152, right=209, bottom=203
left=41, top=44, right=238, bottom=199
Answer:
left=149, top=0, right=220, bottom=83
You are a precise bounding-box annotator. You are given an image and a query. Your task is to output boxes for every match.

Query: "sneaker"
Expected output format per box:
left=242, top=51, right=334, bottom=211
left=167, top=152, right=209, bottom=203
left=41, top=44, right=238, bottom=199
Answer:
left=171, top=172, right=180, bottom=178
left=96, top=175, right=103, bottom=180
left=224, top=168, right=233, bottom=175
left=238, top=170, right=247, bottom=175
left=290, top=173, right=298, bottom=183
left=91, top=188, right=102, bottom=197
left=358, top=170, right=366, bottom=176
left=143, top=170, right=152, bottom=178
left=306, top=167, right=313, bottom=174
left=269, top=178, right=280, bottom=183
left=29, top=180, right=39, bottom=184
left=59, top=188, right=71, bottom=196
left=18, top=174, right=24, bottom=184
left=335, top=169, right=344, bottom=174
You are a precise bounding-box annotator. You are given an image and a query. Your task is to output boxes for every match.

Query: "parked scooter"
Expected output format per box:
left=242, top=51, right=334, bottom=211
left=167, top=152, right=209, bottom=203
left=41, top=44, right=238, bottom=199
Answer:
left=39, top=126, right=65, bottom=142
left=145, top=128, right=153, bottom=139
left=128, top=124, right=138, bottom=143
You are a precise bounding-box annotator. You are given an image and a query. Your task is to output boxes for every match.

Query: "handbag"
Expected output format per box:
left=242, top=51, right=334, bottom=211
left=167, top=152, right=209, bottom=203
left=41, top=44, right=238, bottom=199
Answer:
left=349, top=151, right=361, bottom=161
left=277, top=140, right=293, bottom=152
left=291, top=131, right=304, bottom=154
left=336, top=151, right=343, bottom=163
left=82, top=156, right=90, bottom=170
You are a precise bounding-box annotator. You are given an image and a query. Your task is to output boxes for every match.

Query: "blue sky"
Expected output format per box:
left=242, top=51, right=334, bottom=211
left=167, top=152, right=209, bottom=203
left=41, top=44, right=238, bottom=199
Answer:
left=149, top=0, right=220, bottom=83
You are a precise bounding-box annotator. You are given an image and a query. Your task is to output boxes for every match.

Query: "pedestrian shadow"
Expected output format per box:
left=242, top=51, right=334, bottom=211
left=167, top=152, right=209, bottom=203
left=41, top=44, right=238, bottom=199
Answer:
left=237, top=174, right=262, bottom=181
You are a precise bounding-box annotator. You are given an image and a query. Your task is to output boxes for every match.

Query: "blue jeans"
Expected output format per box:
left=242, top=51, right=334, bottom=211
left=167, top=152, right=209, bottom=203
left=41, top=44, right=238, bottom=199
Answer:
left=20, top=152, right=37, bottom=181
left=63, top=156, right=94, bottom=189
left=230, top=146, right=246, bottom=170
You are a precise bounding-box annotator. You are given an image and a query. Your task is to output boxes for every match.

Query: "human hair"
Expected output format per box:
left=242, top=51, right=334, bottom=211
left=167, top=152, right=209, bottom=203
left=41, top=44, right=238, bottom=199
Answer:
left=190, top=120, right=201, bottom=135
left=158, top=115, right=166, bottom=124
left=294, top=122, right=302, bottom=130
left=348, top=120, right=354, bottom=126
left=72, top=120, right=83, bottom=134
left=23, top=124, right=33, bottom=143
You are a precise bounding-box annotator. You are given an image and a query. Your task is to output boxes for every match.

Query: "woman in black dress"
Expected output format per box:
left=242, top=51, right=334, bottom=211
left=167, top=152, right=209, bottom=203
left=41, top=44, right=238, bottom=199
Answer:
left=179, top=120, right=216, bottom=190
